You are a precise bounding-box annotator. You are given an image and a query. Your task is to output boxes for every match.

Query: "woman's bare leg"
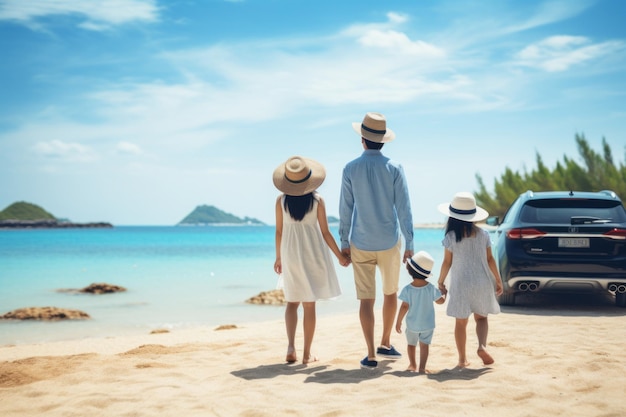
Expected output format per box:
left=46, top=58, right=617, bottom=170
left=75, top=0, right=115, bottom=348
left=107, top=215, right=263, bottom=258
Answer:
left=285, top=302, right=299, bottom=363
left=302, top=302, right=317, bottom=364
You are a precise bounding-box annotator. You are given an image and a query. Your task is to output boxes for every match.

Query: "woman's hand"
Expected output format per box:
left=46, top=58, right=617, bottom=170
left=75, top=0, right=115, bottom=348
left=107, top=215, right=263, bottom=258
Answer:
left=495, top=280, right=503, bottom=296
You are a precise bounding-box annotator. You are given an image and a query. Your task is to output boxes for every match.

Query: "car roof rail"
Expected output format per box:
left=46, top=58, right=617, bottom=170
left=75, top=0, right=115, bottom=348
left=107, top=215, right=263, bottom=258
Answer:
left=599, top=190, right=618, bottom=199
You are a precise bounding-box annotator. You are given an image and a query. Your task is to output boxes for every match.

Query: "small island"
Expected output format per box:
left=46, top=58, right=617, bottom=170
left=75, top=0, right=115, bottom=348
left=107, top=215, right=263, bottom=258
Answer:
left=178, top=205, right=264, bottom=226
left=0, top=202, right=112, bottom=229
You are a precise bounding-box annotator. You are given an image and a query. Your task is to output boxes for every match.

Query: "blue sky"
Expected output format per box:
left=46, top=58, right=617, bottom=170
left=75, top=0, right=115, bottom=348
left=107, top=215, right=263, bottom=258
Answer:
left=1, top=0, right=624, bottom=225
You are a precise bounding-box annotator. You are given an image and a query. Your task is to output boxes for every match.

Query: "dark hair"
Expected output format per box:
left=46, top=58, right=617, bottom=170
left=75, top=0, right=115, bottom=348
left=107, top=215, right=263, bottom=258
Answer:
left=445, top=217, right=475, bottom=242
left=284, top=193, right=315, bottom=221
left=406, top=262, right=427, bottom=280
left=363, top=138, right=384, bottom=150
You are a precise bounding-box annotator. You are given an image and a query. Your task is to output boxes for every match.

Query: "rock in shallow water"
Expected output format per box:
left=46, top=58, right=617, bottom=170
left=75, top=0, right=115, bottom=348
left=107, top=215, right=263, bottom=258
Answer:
left=79, top=283, right=127, bottom=294
left=245, top=289, right=285, bottom=305
left=57, top=282, right=127, bottom=294
left=0, top=307, right=91, bottom=321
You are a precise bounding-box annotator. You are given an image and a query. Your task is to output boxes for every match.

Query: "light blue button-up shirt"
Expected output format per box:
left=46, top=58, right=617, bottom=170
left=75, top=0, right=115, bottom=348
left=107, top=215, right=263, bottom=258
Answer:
left=339, top=149, right=414, bottom=251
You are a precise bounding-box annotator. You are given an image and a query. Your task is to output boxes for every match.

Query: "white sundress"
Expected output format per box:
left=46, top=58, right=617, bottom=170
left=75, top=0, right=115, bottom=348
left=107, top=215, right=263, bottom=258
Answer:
left=279, top=195, right=342, bottom=302
left=443, top=228, right=501, bottom=318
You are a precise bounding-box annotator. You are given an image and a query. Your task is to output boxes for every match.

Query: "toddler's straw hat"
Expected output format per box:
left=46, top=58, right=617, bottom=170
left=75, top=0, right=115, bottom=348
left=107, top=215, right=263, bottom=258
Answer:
left=437, top=191, right=489, bottom=222
left=408, top=251, right=434, bottom=279
left=352, top=112, right=395, bottom=143
left=273, top=156, right=326, bottom=196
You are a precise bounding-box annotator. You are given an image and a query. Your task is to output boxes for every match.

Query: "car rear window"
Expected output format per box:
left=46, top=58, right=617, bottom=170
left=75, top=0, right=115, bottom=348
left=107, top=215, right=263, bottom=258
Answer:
left=519, top=199, right=626, bottom=224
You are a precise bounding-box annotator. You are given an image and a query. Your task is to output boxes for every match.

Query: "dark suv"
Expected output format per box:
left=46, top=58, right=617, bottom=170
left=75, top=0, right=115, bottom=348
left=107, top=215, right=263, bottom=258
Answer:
left=491, top=190, right=626, bottom=307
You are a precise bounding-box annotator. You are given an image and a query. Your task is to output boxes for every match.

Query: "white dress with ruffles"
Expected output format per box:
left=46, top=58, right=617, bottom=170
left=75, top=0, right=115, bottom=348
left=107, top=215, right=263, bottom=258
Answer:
left=279, top=195, right=342, bottom=302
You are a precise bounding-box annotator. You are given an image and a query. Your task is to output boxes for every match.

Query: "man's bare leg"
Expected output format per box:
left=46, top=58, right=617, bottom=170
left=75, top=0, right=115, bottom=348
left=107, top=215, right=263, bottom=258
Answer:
left=359, top=298, right=376, bottom=360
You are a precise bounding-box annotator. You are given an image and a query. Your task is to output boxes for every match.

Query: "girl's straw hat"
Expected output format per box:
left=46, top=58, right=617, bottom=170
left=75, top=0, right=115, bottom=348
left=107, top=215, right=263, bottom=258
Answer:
left=352, top=112, right=395, bottom=143
left=437, top=191, right=489, bottom=222
left=408, top=251, right=434, bottom=278
left=272, top=156, right=326, bottom=196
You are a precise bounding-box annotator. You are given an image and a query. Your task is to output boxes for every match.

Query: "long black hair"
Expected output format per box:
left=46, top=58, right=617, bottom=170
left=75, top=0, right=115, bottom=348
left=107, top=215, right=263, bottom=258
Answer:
left=445, top=217, right=475, bottom=242
left=284, top=192, right=315, bottom=221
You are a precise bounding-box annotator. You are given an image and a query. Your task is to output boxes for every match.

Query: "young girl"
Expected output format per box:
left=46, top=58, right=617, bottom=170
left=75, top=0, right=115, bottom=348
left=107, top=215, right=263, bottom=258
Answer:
left=273, top=156, right=350, bottom=365
left=436, top=192, right=503, bottom=368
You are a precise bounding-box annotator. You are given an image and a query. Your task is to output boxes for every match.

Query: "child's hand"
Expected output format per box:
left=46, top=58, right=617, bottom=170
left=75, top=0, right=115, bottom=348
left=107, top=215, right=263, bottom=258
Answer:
left=395, top=323, right=402, bottom=334
left=274, top=259, right=282, bottom=274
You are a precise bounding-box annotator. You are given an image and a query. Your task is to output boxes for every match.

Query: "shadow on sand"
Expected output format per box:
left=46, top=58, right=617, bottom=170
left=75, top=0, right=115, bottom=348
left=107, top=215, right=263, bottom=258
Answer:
left=230, top=362, right=329, bottom=380
left=231, top=360, right=491, bottom=384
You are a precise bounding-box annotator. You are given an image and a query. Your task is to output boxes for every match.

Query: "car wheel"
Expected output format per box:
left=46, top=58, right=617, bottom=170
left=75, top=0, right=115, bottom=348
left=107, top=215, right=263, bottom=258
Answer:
left=497, top=292, right=516, bottom=306
left=616, top=292, right=626, bottom=308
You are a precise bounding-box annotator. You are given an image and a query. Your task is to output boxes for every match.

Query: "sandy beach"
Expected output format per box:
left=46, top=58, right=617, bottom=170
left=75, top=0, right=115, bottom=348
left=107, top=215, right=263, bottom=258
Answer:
left=1, top=292, right=625, bottom=417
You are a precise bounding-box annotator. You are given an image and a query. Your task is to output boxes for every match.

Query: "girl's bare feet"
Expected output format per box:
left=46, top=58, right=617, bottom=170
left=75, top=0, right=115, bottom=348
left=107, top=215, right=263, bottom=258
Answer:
left=302, top=355, right=318, bottom=365
left=477, top=348, right=494, bottom=365
left=406, top=366, right=417, bottom=372
left=456, top=361, right=470, bottom=368
left=286, top=347, right=297, bottom=363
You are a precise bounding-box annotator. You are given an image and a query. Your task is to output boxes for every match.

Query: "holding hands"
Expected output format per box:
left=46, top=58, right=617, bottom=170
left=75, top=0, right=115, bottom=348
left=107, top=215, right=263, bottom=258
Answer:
left=338, top=252, right=351, bottom=267
left=437, top=281, right=448, bottom=296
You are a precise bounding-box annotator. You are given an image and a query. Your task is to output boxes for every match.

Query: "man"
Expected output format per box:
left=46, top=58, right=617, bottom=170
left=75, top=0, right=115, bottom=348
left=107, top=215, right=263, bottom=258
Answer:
left=339, top=111, right=414, bottom=369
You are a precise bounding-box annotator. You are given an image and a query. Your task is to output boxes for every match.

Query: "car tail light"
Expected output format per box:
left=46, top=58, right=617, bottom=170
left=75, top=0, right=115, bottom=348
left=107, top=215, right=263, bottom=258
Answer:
left=603, top=228, right=626, bottom=239
left=506, top=228, right=547, bottom=239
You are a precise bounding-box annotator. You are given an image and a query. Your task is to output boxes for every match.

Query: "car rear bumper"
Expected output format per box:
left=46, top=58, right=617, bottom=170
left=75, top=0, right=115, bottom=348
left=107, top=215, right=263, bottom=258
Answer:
left=505, top=276, right=626, bottom=293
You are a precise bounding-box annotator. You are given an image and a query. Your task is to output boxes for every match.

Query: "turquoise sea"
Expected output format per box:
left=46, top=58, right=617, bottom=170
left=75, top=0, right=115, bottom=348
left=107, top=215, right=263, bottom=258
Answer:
left=0, top=226, right=447, bottom=346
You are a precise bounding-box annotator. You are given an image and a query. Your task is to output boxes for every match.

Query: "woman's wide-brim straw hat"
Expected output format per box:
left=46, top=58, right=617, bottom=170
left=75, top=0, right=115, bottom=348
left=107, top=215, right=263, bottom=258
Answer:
left=352, top=112, right=395, bottom=143
left=437, top=191, right=489, bottom=222
left=273, top=156, right=326, bottom=196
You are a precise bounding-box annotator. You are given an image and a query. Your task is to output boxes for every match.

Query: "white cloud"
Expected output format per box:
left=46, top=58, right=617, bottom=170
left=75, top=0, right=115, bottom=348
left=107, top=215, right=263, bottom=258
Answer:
left=116, top=141, right=143, bottom=155
left=515, top=35, right=625, bottom=72
left=32, top=139, right=96, bottom=162
left=386, top=11, right=408, bottom=24
left=357, top=29, right=445, bottom=57
left=0, top=0, right=159, bottom=31
left=505, top=0, right=595, bottom=33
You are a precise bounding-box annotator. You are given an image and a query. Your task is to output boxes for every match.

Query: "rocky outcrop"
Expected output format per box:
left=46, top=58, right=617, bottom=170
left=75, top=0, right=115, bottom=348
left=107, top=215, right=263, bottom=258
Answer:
left=0, top=220, right=113, bottom=228
left=245, top=289, right=286, bottom=305
left=1, top=307, right=91, bottom=321
left=79, top=283, right=126, bottom=294
left=215, top=324, right=238, bottom=330
left=57, top=282, right=126, bottom=294
left=178, top=205, right=264, bottom=226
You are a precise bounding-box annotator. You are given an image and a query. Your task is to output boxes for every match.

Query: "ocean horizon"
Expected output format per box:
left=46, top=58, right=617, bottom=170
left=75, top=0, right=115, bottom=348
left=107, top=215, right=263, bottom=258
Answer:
left=0, top=225, right=449, bottom=346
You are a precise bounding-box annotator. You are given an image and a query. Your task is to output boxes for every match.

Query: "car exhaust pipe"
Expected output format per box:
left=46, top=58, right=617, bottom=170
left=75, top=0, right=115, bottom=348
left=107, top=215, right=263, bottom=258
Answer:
left=608, top=284, right=618, bottom=293
left=528, top=282, right=539, bottom=292
left=618, top=285, right=626, bottom=294
left=518, top=282, right=529, bottom=291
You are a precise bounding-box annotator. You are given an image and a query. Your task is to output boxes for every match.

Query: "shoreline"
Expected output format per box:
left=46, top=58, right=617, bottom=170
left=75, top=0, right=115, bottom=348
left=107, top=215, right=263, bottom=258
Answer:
left=2, top=297, right=625, bottom=416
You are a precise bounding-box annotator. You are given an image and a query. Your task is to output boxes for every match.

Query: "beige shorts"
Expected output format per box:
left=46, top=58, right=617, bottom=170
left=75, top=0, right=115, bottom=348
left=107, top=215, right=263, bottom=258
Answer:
left=350, top=240, right=402, bottom=299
